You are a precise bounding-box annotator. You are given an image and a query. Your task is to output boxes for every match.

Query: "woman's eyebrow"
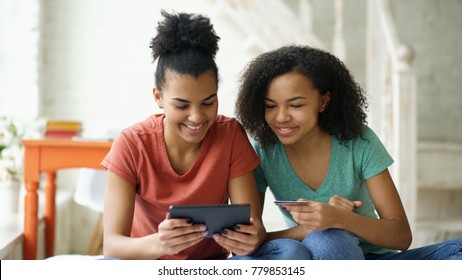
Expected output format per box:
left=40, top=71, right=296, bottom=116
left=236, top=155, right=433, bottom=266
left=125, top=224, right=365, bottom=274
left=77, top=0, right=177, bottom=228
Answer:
left=287, top=96, right=306, bottom=102
left=202, top=93, right=217, bottom=101
left=171, top=93, right=217, bottom=103
left=264, top=96, right=306, bottom=102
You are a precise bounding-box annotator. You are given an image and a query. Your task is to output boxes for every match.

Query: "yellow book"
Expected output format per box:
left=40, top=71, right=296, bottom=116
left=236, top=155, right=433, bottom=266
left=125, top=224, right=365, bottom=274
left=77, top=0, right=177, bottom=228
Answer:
left=46, top=120, right=82, bottom=131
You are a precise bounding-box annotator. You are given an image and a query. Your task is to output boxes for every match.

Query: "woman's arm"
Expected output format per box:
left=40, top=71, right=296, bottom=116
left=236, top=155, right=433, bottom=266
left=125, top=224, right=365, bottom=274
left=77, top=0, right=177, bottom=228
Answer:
left=349, top=169, right=412, bottom=250
left=103, top=171, right=206, bottom=259
left=213, top=171, right=267, bottom=255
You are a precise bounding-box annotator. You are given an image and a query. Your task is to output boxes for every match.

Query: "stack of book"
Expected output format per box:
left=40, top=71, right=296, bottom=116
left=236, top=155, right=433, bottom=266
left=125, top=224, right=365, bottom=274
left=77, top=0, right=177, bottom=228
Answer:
left=45, top=120, right=82, bottom=139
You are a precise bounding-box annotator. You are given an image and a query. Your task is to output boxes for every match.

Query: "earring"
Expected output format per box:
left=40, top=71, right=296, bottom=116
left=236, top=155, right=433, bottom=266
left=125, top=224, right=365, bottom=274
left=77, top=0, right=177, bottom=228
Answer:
left=320, top=106, right=326, bottom=113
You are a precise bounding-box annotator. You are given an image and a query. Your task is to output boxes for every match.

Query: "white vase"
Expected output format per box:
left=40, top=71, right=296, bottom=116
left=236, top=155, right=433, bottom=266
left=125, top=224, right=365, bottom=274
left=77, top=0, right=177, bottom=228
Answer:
left=0, top=180, right=21, bottom=214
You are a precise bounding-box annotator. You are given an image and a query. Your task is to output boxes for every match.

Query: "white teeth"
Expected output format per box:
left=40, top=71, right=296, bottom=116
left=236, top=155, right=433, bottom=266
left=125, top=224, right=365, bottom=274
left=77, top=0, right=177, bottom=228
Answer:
left=279, top=128, right=290, bottom=131
left=185, top=123, right=204, bottom=130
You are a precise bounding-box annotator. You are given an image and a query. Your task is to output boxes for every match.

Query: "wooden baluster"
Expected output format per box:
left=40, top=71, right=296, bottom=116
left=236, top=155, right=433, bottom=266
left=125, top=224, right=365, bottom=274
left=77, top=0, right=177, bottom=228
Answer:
left=298, top=0, right=313, bottom=33
left=332, top=0, right=346, bottom=62
left=44, top=171, right=57, bottom=258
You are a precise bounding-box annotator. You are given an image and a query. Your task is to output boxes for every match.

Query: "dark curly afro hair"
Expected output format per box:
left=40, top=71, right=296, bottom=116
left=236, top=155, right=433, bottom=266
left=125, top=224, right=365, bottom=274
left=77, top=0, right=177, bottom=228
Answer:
left=150, top=10, right=220, bottom=91
left=235, top=45, right=368, bottom=148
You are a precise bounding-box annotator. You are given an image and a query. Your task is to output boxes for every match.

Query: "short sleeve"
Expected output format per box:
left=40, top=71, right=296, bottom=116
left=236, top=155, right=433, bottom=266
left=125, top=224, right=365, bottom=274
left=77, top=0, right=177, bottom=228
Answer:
left=356, top=126, right=394, bottom=180
left=251, top=141, right=268, bottom=193
left=228, top=122, right=260, bottom=179
left=101, top=130, right=139, bottom=186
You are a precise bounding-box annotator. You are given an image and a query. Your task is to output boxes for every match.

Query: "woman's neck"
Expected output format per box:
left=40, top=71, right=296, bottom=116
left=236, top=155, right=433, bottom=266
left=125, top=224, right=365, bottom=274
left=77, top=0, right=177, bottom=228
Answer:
left=285, top=129, right=331, bottom=156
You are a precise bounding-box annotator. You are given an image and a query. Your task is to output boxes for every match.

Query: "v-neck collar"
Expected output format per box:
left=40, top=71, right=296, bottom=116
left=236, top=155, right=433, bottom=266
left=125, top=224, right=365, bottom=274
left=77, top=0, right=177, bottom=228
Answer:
left=278, top=136, right=335, bottom=193
left=157, top=115, right=209, bottom=178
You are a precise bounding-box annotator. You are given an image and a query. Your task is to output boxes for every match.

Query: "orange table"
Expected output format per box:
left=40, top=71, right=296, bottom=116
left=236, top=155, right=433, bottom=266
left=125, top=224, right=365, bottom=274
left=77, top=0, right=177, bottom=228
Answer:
left=21, top=139, right=112, bottom=260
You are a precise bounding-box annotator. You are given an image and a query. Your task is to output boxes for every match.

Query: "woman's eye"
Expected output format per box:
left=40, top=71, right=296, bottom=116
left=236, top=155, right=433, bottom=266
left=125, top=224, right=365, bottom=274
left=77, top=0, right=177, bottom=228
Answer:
left=175, top=105, right=188, bottom=109
left=290, top=104, right=303, bottom=108
left=265, top=104, right=276, bottom=109
left=202, top=101, right=214, bottom=106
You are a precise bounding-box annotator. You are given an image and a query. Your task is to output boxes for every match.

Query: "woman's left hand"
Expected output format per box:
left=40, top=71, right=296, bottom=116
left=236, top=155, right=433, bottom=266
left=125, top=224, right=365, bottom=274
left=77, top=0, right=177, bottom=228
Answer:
left=212, top=218, right=262, bottom=256
left=284, top=196, right=361, bottom=231
left=285, top=201, right=340, bottom=231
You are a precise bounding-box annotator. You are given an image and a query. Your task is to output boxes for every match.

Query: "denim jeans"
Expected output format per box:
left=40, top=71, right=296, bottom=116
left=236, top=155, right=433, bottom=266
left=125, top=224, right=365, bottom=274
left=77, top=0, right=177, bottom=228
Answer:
left=228, top=230, right=462, bottom=260
left=229, top=238, right=312, bottom=260
left=365, top=237, right=462, bottom=260
left=301, top=229, right=365, bottom=260
left=230, top=229, right=364, bottom=260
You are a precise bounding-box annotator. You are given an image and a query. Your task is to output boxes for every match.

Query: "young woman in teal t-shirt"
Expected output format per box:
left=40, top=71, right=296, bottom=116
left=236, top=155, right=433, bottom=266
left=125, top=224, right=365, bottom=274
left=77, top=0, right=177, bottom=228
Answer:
left=235, top=45, right=462, bottom=260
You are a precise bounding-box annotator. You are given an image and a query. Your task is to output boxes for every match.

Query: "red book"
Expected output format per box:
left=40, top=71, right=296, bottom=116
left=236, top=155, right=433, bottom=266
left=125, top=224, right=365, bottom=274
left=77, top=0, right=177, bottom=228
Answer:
left=45, top=130, right=79, bottom=139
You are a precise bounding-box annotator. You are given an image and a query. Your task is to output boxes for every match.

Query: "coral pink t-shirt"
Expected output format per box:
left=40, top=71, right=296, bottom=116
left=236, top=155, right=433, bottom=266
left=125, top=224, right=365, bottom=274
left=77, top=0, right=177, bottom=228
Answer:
left=101, top=114, right=260, bottom=259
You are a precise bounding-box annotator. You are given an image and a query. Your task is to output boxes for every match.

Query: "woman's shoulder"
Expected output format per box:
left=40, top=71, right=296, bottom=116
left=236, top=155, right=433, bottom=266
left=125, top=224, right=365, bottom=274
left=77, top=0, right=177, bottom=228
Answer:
left=214, top=115, right=238, bottom=126
left=344, top=125, right=380, bottom=144
left=121, top=114, right=161, bottom=135
left=251, top=138, right=281, bottom=158
left=114, top=114, right=162, bottom=145
left=347, top=125, right=390, bottom=158
left=357, top=125, right=384, bottom=148
left=212, top=115, right=244, bottom=134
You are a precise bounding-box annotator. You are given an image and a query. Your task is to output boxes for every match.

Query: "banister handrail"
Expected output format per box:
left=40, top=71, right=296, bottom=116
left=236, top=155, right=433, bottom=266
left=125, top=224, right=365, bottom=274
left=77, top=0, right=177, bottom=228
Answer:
left=376, top=0, right=401, bottom=64
left=367, top=0, right=418, bottom=246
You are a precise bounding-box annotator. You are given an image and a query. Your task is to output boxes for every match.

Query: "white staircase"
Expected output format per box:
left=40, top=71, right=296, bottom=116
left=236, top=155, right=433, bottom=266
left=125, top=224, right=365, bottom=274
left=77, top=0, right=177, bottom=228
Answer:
left=367, top=0, right=462, bottom=247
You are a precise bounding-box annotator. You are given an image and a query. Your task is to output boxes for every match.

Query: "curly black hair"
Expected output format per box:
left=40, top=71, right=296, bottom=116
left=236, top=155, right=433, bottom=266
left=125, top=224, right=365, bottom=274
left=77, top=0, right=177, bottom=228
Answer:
left=235, top=45, right=368, bottom=148
left=149, top=10, right=220, bottom=91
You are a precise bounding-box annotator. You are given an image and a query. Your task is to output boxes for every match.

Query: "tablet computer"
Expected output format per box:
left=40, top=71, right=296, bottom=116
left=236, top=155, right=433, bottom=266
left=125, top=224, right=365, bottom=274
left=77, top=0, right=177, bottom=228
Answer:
left=168, top=204, right=250, bottom=237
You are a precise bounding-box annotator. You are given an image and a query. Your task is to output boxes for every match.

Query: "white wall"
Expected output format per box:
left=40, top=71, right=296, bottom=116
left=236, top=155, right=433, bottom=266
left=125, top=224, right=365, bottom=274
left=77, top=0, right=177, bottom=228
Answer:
left=390, top=0, right=462, bottom=143
left=40, top=0, right=257, bottom=137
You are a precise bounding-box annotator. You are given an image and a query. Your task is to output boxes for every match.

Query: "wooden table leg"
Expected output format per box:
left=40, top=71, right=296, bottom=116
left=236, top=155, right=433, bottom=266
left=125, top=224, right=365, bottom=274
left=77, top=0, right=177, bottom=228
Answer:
left=23, top=181, right=39, bottom=260
left=44, top=172, right=56, bottom=258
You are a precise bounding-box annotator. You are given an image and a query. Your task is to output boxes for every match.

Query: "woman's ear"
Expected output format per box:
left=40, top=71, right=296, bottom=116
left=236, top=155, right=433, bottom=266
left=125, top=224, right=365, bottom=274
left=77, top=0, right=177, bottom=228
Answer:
left=153, top=88, right=163, bottom=109
left=320, top=92, right=331, bottom=112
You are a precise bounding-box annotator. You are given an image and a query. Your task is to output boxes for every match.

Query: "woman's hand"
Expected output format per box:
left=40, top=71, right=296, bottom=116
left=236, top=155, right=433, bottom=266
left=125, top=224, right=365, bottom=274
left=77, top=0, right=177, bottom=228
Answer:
left=155, top=214, right=208, bottom=256
left=285, top=196, right=361, bottom=231
left=212, top=218, right=262, bottom=256
left=328, top=195, right=362, bottom=211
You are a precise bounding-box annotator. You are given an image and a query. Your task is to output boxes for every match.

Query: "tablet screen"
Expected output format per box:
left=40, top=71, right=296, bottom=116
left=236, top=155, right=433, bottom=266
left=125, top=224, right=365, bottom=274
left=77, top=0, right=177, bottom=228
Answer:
left=168, top=204, right=250, bottom=237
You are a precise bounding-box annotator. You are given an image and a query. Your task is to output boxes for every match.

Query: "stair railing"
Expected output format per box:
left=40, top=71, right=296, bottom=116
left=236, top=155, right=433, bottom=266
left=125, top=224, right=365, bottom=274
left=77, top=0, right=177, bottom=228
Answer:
left=366, top=0, right=418, bottom=237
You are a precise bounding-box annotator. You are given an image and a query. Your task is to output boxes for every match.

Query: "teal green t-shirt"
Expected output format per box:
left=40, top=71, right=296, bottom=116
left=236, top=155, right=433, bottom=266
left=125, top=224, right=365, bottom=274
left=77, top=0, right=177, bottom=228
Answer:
left=253, top=126, right=396, bottom=255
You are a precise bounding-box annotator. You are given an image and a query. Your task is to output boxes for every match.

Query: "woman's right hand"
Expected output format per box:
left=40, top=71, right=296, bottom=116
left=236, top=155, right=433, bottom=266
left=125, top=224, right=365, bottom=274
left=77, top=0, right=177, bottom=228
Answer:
left=155, top=215, right=208, bottom=256
left=328, top=195, right=362, bottom=211
left=284, top=196, right=362, bottom=232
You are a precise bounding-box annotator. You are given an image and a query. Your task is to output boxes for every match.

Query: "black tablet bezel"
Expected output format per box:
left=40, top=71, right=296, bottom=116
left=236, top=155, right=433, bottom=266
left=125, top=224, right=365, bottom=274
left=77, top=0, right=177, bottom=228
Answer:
left=168, top=204, right=251, bottom=237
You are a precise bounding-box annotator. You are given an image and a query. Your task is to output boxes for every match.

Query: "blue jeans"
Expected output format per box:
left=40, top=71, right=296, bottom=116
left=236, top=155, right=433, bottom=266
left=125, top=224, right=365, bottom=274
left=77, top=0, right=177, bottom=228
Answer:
left=230, top=229, right=364, bottom=260
left=302, top=229, right=365, bottom=260
left=231, top=230, right=462, bottom=260
left=229, top=238, right=312, bottom=260
left=365, top=237, right=462, bottom=260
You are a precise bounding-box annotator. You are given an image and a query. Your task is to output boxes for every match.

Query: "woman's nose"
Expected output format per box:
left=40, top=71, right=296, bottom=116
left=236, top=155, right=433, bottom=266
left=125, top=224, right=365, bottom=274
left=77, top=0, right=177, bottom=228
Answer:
left=188, top=107, right=205, bottom=123
left=275, top=108, right=290, bottom=123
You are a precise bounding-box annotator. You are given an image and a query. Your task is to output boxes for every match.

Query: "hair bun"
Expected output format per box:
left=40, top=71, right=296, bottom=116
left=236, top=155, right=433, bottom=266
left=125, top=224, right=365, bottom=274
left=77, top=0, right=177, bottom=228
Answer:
left=150, top=10, right=220, bottom=61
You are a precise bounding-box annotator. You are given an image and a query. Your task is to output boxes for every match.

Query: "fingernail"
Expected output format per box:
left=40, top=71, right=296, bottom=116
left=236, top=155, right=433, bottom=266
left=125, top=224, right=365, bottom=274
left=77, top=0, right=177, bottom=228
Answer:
left=221, top=229, right=228, bottom=235
left=234, top=225, right=240, bottom=231
left=281, top=206, right=287, bottom=210
left=199, top=225, right=207, bottom=231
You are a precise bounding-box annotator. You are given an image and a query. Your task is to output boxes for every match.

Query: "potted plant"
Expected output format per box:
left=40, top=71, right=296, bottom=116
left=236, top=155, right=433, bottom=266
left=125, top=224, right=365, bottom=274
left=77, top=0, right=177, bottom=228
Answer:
left=0, top=116, right=43, bottom=213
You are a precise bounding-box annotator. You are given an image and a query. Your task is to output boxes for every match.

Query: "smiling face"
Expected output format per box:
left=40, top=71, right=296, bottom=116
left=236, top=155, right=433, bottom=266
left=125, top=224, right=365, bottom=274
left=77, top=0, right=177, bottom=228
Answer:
left=264, top=71, right=330, bottom=146
left=154, top=70, right=218, bottom=146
